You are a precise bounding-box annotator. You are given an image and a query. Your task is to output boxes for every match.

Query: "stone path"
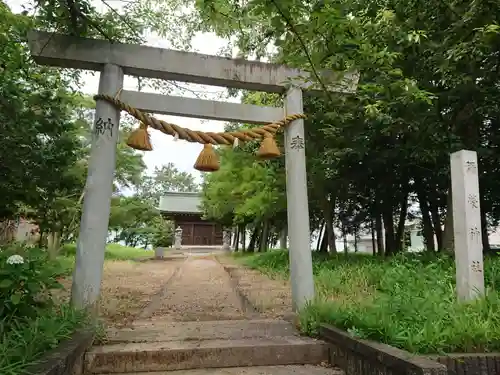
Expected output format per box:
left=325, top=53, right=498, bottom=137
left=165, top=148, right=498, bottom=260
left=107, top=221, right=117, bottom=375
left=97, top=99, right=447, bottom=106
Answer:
left=140, top=256, right=248, bottom=321
left=85, top=252, right=342, bottom=375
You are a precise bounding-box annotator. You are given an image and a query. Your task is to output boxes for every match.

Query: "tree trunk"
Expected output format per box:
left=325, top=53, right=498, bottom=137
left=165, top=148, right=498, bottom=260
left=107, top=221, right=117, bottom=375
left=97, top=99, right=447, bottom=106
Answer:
left=248, top=225, right=259, bottom=252
left=316, top=222, right=325, bottom=252
left=234, top=227, right=240, bottom=252
left=417, top=188, right=436, bottom=251
left=395, top=189, right=409, bottom=250
left=232, top=227, right=238, bottom=248
left=320, top=227, right=328, bottom=252
left=354, top=229, right=358, bottom=252
left=371, top=220, right=376, bottom=255
left=342, top=223, right=348, bottom=254
left=321, top=196, right=337, bottom=252
left=442, top=187, right=454, bottom=254
left=47, top=231, right=61, bottom=260
left=241, top=225, right=246, bottom=251
left=279, top=227, right=287, bottom=249
left=376, top=214, right=384, bottom=255
left=382, top=203, right=396, bottom=256
left=428, top=196, right=443, bottom=251
left=38, top=225, right=45, bottom=248
left=260, top=220, right=270, bottom=252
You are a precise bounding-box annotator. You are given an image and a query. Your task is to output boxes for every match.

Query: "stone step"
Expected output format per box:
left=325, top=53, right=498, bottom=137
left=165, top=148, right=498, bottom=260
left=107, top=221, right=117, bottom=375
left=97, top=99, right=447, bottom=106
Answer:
left=84, top=336, right=328, bottom=374
left=107, top=319, right=298, bottom=343
left=111, top=365, right=343, bottom=375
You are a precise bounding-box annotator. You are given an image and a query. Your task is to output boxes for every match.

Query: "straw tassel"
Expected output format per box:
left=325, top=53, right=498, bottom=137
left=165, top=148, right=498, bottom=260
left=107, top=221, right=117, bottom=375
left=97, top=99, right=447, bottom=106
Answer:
left=256, top=134, right=280, bottom=159
left=194, top=143, right=220, bottom=172
left=126, top=122, right=152, bottom=151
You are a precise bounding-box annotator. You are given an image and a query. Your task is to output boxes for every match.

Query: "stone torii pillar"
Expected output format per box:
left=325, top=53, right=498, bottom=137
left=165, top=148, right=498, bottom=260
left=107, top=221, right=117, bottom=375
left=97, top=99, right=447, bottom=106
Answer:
left=71, top=64, right=123, bottom=310
left=285, top=87, right=314, bottom=311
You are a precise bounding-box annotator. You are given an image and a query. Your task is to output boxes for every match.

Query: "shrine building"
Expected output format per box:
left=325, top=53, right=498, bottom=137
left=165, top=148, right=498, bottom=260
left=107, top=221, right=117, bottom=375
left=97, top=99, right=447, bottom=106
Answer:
left=158, top=191, right=223, bottom=246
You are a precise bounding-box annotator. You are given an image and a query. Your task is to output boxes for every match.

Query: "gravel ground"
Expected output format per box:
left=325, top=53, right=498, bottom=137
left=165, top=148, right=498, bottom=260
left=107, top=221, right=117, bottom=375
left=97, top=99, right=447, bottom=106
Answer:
left=55, top=259, right=182, bottom=327
left=148, top=256, right=248, bottom=321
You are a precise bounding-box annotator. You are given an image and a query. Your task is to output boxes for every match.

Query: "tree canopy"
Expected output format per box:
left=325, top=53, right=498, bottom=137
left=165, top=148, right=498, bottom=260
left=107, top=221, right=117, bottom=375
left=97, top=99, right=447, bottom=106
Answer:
left=0, top=0, right=199, bottom=254
left=3, top=0, right=500, bottom=256
left=189, top=0, right=500, bottom=254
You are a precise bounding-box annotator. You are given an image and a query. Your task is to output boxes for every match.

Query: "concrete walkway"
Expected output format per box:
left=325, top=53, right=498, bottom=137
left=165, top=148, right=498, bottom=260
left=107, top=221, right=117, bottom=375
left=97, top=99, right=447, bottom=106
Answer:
left=84, top=252, right=342, bottom=375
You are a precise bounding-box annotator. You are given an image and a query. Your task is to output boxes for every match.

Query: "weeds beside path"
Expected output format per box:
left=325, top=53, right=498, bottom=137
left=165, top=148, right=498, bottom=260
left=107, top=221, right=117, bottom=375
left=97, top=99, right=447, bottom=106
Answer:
left=216, top=254, right=293, bottom=319
left=234, top=250, right=500, bottom=355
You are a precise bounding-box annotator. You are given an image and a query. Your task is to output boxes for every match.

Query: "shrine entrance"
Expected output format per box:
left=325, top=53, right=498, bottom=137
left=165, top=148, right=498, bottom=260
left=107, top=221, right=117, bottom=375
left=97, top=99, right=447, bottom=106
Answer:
left=27, top=30, right=358, bottom=312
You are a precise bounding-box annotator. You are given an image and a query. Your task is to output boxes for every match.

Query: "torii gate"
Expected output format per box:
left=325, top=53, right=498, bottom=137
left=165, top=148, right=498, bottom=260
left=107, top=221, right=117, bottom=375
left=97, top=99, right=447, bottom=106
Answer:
left=27, top=31, right=358, bottom=312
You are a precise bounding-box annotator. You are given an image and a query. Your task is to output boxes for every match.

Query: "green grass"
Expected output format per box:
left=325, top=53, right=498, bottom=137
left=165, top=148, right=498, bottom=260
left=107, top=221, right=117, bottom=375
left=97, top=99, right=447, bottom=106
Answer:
left=239, top=250, right=500, bottom=354
left=57, top=243, right=155, bottom=274
left=60, top=242, right=154, bottom=261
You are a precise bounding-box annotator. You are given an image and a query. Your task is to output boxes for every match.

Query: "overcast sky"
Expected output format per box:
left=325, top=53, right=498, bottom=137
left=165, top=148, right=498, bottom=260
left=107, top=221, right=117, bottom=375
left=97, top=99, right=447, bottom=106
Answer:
left=8, top=0, right=236, bottom=183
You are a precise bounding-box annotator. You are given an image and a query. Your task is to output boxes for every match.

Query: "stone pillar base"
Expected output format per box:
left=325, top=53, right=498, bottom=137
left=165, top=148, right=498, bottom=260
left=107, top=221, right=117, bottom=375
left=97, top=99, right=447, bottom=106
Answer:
left=155, top=247, right=164, bottom=259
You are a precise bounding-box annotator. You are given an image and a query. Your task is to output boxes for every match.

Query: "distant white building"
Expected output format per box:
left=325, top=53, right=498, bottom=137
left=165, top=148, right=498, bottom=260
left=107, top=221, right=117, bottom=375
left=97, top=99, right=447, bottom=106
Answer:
left=334, top=220, right=426, bottom=254
left=336, top=221, right=500, bottom=254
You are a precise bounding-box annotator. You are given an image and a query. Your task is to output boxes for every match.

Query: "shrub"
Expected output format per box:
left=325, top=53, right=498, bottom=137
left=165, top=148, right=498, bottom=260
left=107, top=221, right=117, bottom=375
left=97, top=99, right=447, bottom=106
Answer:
left=153, top=232, right=173, bottom=248
left=0, top=244, right=64, bottom=323
left=60, top=243, right=76, bottom=256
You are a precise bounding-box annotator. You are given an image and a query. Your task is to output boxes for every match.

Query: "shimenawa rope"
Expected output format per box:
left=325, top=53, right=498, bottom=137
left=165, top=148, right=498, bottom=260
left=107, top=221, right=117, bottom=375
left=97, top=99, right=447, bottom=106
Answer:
left=93, top=94, right=306, bottom=172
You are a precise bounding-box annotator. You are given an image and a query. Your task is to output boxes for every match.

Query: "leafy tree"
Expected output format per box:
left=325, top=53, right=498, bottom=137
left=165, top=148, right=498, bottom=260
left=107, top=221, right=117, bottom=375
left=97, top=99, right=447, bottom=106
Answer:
left=189, top=0, right=500, bottom=256
left=108, top=195, right=173, bottom=248
left=138, top=162, right=199, bottom=206
left=0, top=4, right=83, bottom=220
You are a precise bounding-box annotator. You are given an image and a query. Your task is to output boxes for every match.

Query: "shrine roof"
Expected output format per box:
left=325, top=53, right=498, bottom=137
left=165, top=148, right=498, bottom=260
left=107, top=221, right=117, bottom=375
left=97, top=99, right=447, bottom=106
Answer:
left=158, top=191, right=202, bottom=214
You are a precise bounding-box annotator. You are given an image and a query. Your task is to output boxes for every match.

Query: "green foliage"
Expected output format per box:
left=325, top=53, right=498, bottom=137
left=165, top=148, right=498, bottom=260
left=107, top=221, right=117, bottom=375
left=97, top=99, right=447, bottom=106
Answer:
left=0, top=244, right=65, bottom=322
left=152, top=228, right=174, bottom=248
left=138, top=162, right=199, bottom=206
left=0, top=3, right=84, bottom=219
left=108, top=195, right=173, bottom=248
left=0, top=304, right=88, bottom=375
left=185, top=0, right=500, bottom=255
left=0, top=3, right=150, bottom=251
left=0, top=242, right=88, bottom=374
left=104, top=162, right=198, bottom=249
left=201, top=125, right=286, bottom=227
left=242, top=251, right=500, bottom=354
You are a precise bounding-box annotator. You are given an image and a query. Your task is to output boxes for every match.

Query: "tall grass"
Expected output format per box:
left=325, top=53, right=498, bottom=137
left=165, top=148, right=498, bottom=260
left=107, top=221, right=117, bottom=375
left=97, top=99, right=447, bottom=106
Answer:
left=240, top=251, right=500, bottom=354
left=0, top=305, right=90, bottom=375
